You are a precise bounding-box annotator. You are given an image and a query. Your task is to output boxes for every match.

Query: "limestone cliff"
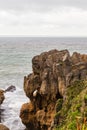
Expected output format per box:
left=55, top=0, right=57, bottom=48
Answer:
left=20, top=49, right=87, bottom=130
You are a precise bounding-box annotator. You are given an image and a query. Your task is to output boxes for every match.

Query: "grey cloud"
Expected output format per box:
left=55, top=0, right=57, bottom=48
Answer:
left=0, top=0, right=87, bottom=12
left=0, top=0, right=87, bottom=36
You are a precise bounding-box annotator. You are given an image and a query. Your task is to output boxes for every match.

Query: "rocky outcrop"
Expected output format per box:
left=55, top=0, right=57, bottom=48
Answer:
left=0, top=89, right=5, bottom=123
left=4, top=85, right=16, bottom=92
left=0, top=124, right=9, bottom=130
left=20, top=49, right=87, bottom=130
left=0, top=85, right=16, bottom=130
left=0, top=85, right=16, bottom=105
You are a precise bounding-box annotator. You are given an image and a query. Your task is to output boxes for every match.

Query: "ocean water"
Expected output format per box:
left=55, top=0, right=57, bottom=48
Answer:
left=0, top=37, right=87, bottom=130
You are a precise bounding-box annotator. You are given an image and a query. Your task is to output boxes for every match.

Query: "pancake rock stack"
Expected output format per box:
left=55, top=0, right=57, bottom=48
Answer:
left=20, top=49, right=87, bottom=130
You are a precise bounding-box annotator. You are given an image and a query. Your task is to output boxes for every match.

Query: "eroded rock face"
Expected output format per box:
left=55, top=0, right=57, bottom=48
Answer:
left=0, top=124, right=9, bottom=130
left=20, top=49, right=87, bottom=130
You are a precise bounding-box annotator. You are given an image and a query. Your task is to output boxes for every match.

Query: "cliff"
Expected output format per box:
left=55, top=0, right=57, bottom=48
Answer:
left=20, top=49, right=87, bottom=130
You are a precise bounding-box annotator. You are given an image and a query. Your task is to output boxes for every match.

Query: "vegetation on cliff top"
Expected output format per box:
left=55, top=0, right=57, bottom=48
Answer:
left=55, top=80, right=87, bottom=130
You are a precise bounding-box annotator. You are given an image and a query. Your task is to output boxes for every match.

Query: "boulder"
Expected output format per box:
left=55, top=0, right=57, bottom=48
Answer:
left=20, top=102, right=40, bottom=130
left=5, top=85, right=16, bottom=92
left=0, top=124, right=9, bottom=130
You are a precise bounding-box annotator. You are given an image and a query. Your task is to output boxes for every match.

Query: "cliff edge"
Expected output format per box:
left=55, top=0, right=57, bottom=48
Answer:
left=20, top=49, right=87, bottom=130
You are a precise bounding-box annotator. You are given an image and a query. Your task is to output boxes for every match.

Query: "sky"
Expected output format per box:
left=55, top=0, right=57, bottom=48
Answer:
left=0, top=0, right=87, bottom=36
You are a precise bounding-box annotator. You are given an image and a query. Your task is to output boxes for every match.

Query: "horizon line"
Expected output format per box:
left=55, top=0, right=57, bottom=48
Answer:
left=0, top=35, right=87, bottom=38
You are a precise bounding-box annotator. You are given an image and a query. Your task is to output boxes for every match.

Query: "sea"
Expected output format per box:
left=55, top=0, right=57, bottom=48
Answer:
left=0, top=37, right=87, bottom=130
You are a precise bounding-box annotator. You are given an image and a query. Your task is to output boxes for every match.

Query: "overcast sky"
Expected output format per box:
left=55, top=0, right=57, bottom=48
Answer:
left=0, top=0, right=87, bottom=36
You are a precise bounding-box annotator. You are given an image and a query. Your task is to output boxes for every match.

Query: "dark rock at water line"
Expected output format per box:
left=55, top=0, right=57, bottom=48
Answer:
left=0, top=108, right=4, bottom=123
left=5, top=85, right=16, bottom=93
left=0, top=85, right=17, bottom=130
left=0, top=89, right=5, bottom=123
left=0, top=85, right=16, bottom=124
left=0, top=85, right=16, bottom=105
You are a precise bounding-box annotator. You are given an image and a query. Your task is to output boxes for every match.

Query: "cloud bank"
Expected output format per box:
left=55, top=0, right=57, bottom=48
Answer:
left=0, top=0, right=87, bottom=36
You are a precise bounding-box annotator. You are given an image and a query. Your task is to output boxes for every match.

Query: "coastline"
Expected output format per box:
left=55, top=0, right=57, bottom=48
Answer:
left=0, top=37, right=87, bottom=129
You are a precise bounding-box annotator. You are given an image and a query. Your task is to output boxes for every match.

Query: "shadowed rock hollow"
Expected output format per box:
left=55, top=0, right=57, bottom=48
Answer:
left=20, top=49, right=87, bottom=130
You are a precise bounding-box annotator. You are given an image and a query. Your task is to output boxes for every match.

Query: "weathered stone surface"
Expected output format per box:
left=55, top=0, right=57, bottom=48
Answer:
left=71, top=52, right=87, bottom=64
left=0, top=124, right=9, bottom=130
left=20, top=49, right=87, bottom=130
left=0, top=89, right=5, bottom=105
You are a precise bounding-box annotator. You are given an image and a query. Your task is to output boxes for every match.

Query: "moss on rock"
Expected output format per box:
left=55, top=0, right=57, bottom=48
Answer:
left=55, top=80, right=87, bottom=130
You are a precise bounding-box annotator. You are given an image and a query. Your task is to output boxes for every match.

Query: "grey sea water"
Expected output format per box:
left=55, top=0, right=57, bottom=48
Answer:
left=0, top=37, right=87, bottom=130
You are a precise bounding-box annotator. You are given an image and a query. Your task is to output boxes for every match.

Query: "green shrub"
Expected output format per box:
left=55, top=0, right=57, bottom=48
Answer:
left=68, top=121, right=76, bottom=130
left=55, top=80, right=87, bottom=130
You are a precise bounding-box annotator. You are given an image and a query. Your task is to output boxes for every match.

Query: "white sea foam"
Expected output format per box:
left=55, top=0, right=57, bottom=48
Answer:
left=1, top=88, right=29, bottom=130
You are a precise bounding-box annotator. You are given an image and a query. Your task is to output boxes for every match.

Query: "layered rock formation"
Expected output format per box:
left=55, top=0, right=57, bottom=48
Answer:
left=20, top=49, right=87, bottom=130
